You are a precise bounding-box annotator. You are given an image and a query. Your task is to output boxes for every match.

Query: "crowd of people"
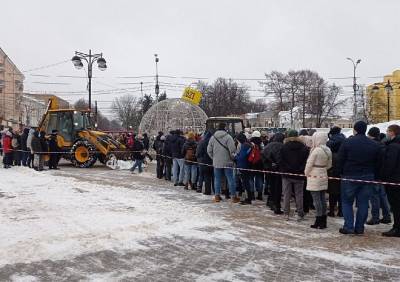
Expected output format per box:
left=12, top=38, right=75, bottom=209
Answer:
left=2, top=121, right=400, bottom=238
left=147, top=121, right=400, bottom=237
left=0, top=125, right=61, bottom=171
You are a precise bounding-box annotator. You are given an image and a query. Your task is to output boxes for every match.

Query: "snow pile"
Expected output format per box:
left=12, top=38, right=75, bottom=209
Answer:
left=343, top=120, right=400, bottom=137
left=0, top=167, right=231, bottom=267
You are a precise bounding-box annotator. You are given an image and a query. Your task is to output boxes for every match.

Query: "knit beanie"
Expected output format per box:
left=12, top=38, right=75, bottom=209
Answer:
left=287, top=129, right=298, bottom=138
left=367, top=127, right=380, bottom=139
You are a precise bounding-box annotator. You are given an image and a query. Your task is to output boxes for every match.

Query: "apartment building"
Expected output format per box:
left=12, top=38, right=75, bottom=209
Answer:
left=0, top=47, right=24, bottom=126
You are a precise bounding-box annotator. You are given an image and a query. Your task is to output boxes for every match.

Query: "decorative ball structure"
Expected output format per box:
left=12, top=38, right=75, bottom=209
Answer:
left=139, top=98, right=208, bottom=136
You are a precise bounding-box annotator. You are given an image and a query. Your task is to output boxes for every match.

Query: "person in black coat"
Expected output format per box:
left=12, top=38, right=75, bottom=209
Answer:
left=153, top=132, right=165, bottom=179
left=130, top=135, right=145, bottom=174
left=20, top=128, right=29, bottom=166
left=337, top=121, right=381, bottom=235
left=142, top=133, right=153, bottom=162
left=31, top=131, right=43, bottom=171
left=279, top=130, right=309, bottom=220
left=163, top=131, right=175, bottom=181
left=48, top=130, right=61, bottom=169
left=381, top=125, right=400, bottom=237
left=169, top=130, right=186, bottom=186
left=262, top=132, right=285, bottom=214
left=196, top=131, right=213, bottom=195
left=326, top=126, right=346, bottom=217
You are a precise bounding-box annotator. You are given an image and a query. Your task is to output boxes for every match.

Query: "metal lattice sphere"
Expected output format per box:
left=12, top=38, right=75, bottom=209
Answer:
left=139, top=98, right=208, bottom=136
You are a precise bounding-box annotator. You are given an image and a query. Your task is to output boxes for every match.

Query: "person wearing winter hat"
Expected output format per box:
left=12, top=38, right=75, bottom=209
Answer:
left=337, top=121, right=381, bottom=235
left=327, top=126, right=346, bottom=217
left=280, top=129, right=309, bottom=221
left=305, top=132, right=332, bottom=229
left=249, top=130, right=265, bottom=200
left=366, top=127, right=391, bottom=226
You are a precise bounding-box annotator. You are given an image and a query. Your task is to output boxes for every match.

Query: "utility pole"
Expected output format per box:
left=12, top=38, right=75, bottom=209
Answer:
left=346, top=58, right=361, bottom=122
left=95, top=100, right=98, bottom=128
left=154, top=54, right=159, bottom=131
left=140, top=81, right=144, bottom=116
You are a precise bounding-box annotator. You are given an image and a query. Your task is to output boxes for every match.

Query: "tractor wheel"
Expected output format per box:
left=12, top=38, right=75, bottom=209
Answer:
left=71, top=140, right=97, bottom=168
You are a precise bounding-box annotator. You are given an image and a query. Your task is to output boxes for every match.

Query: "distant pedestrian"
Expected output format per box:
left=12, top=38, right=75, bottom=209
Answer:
left=130, top=134, right=145, bottom=174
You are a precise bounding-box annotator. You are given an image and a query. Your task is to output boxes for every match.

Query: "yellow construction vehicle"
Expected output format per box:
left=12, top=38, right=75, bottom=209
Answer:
left=39, top=97, right=129, bottom=168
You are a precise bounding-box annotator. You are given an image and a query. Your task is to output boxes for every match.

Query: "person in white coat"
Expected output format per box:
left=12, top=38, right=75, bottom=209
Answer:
left=305, top=132, right=332, bottom=229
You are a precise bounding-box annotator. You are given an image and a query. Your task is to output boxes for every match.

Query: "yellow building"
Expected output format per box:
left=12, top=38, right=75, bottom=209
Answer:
left=367, top=70, right=400, bottom=123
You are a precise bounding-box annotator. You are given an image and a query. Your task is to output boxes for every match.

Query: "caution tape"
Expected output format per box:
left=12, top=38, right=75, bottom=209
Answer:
left=1, top=148, right=400, bottom=187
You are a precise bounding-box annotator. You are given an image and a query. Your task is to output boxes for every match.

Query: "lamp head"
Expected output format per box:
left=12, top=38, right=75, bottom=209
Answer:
left=72, top=55, right=82, bottom=67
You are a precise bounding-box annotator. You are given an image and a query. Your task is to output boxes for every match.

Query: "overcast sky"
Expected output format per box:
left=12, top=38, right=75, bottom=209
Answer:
left=2, top=0, right=400, bottom=117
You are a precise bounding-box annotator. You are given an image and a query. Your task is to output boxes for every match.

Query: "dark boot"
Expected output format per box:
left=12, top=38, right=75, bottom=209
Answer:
left=184, top=183, right=189, bottom=190
left=240, top=192, right=253, bottom=205
left=256, top=192, right=263, bottom=201
left=382, top=228, right=400, bottom=237
left=320, top=215, right=327, bottom=229
left=310, top=216, right=321, bottom=229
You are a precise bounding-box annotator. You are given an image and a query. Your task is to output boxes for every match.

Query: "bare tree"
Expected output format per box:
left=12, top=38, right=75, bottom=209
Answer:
left=262, top=71, right=289, bottom=113
left=197, top=78, right=256, bottom=117
left=111, top=94, right=142, bottom=130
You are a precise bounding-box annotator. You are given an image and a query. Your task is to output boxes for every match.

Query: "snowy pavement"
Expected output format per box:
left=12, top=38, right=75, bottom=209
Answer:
left=1, top=165, right=400, bottom=281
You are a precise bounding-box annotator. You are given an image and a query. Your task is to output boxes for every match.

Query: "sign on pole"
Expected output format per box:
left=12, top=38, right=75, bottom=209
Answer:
left=181, top=87, right=203, bottom=105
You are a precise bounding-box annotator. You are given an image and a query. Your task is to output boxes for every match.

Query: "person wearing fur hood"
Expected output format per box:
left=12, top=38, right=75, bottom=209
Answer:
left=304, top=132, right=332, bottom=229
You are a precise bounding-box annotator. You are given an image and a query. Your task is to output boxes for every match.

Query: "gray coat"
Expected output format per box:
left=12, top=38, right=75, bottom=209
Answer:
left=207, top=130, right=236, bottom=168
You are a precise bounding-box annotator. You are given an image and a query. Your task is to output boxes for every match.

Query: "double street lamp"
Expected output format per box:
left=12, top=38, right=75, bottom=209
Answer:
left=72, top=50, right=107, bottom=112
left=372, top=80, right=398, bottom=122
left=346, top=57, right=361, bottom=121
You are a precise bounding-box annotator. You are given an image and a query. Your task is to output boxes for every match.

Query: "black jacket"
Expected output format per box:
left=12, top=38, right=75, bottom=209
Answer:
left=168, top=134, right=186, bottom=159
left=196, top=133, right=212, bottom=165
left=327, top=133, right=346, bottom=177
left=48, top=135, right=60, bottom=153
left=153, top=135, right=164, bottom=160
left=338, top=134, right=380, bottom=177
left=262, top=141, right=283, bottom=171
left=163, top=134, right=173, bottom=157
left=279, top=137, right=309, bottom=179
left=380, top=135, right=400, bottom=183
left=31, top=132, right=42, bottom=153
left=21, top=128, right=29, bottom=151
left=132, top=140, right=145, bottom=160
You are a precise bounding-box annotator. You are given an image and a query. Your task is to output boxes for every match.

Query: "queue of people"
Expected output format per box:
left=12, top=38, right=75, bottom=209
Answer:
left=1, top=125, right=61, bottom=171
left=149, top=121, right=400, bottom=238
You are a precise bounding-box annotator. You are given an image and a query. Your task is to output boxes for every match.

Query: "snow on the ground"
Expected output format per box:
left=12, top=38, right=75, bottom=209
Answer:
left=1, top=166, right=400, bottom=281
left=0, top=167, right=231, bottom=267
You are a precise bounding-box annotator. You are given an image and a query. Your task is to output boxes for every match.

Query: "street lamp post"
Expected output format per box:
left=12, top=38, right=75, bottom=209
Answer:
left=154, top=54, right=160, bottom=103
left=346, top=57, right=361, bottom=122
left=71, top=49, right=107, bottom=113
left=384, top=80, right=393, bottom=122
left=372, top=80, right=398, bottom=122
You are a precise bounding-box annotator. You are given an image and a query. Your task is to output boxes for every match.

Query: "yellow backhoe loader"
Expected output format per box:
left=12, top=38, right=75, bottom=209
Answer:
left=39, top=97, right=129, bottom=168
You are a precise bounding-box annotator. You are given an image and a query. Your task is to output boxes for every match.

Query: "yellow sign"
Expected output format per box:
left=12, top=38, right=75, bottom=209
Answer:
left=181, top=87, right=203, bottom=105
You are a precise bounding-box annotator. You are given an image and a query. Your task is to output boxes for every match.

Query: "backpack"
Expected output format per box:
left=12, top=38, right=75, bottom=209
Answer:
left=248, top=145, right=261, bottom=165
left=185, top=145, right=196, bottom=161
